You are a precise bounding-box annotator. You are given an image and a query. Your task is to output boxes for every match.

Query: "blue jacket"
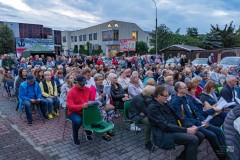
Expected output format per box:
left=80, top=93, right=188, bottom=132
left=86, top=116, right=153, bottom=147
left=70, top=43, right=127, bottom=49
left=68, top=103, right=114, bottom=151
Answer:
left=55, top=76, right=65, bottom=88
left=186, top=94, right=215, bottom=118
left=18, top=81, right=42, bottom=109
left=170, top=95, right=203, bottom=126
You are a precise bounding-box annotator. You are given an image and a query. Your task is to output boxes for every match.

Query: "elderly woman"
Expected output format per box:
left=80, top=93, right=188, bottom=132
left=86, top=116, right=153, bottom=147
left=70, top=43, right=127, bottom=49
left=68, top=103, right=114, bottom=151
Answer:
left=118, top=69, right=130, bottom=92
left=162, top=76, right=176, bottom=96
left=94, top=73, right=115, bottom=141
left=109, top=73, right=128, bottom=110
left=143, top=70, right=154, bottom=85
left=60, top=74, right=74, bottom=108
left=192, top=76, right=203, bottom=97
left=19, top=58, right=27, bottom=69
left=146, top=79, right=156, bottom=86
left=128, top=74, right=143, bottom=99
left=15, top=69, right=27, bottom=97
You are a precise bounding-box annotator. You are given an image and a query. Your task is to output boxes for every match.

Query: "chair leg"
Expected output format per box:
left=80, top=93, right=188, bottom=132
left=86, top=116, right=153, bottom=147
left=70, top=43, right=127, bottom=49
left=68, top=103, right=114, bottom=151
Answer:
left=63, top=120, right=68, bottom=139
left=170, top=150, right=172, bottom=160
left=36, top=105, right=45, bottom=124
left=148, top=143, right=155, bottom=160
left=57, top=108, right=60, bottom=123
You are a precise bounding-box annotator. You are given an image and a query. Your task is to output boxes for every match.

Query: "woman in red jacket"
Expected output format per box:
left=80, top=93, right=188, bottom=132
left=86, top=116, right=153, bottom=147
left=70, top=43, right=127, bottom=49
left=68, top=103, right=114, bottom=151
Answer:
left=66, top=75, right=94, bottom=145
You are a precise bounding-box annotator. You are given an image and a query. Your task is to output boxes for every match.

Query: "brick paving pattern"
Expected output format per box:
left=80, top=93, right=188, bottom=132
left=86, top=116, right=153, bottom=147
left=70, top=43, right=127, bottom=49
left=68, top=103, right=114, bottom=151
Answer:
left=0, top=94, right=218, bottom=160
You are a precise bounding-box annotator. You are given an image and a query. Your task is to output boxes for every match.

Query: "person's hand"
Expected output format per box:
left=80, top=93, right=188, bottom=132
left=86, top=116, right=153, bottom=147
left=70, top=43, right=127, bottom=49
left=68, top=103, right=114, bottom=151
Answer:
left=213, top=107, right=222, bottom=112
left=49, top=96, right=54, bottom=99
left=201, top=121, right=209, bottom=128
left=101, top=93, right=106, bottom=97
left=82, top=103, right=88, bottom=108
left=30, top=99, right=36, bottom=103
left=187, top=126, right=197, bottom=134
left=124, top=94, right=128, bottom=97
left=140, top=112, right=145, bottom=116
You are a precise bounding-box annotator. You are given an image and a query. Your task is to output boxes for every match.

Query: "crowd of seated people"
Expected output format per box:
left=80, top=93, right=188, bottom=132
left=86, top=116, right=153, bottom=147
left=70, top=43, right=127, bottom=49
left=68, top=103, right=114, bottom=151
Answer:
left=1, top=53, right=240, bottom=159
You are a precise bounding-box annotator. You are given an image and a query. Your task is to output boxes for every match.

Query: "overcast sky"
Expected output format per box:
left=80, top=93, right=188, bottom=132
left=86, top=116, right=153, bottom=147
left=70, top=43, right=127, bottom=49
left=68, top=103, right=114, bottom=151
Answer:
left=0, top=0, right=239, bottom=34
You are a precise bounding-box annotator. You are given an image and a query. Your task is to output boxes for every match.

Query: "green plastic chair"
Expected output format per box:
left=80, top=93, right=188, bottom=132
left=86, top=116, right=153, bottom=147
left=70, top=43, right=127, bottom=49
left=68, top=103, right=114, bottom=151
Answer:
left=83, top=106, right=114, bottom=159
left=62, top=107, right=71, bottom=139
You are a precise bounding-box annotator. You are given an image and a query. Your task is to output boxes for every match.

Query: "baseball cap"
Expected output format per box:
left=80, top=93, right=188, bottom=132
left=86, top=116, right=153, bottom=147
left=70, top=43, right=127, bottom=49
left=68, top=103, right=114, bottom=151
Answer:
left=26, top=74, right=35, bottom=82
left=199, top=73, right=206, bottom=77
left=75, top=75, right=87, bottom=85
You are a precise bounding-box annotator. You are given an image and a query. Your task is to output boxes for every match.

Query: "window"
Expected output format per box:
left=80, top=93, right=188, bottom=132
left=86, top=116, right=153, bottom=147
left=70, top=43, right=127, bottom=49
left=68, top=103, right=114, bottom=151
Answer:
left=74, top=36, right=77, bottom=42
left=71, top=36, right=74, bottom=42
left=132, top=31, right=137, bottom=39
left=94, top=33, right=97, bottom=40
left=89, top=34, right=92, bottom=41
left=114, top=23, right=118, bottom=27
left=83, top=34, right=86, bottom=41
left=107, top=23, right=111, bottom=28
left=63, top=36, right=67, bottom=43
left=79, top=35, right=82, bottom=41
left=113, top=30, right=119, bottom=41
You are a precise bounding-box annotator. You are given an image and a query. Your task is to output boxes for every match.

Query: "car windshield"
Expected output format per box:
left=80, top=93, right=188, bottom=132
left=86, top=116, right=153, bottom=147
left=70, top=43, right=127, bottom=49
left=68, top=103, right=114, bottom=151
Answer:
left=193, top=59, right=207, bottom=64
left=220, top=57, right=240, bottom=65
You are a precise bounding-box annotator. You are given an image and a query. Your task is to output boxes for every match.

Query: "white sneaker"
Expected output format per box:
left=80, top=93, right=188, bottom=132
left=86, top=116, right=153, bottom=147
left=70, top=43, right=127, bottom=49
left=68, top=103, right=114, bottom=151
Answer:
left=130, top=123, right=141, bottom=132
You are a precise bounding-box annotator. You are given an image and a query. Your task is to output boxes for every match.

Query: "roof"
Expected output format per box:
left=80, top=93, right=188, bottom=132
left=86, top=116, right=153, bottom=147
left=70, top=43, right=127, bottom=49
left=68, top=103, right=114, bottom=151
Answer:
left=160, top=44, right=205, bottom=52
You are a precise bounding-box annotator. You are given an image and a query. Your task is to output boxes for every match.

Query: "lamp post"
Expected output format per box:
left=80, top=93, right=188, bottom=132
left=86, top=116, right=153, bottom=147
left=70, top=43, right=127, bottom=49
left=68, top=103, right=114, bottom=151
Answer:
left=152, top=0, right=157, bottom=55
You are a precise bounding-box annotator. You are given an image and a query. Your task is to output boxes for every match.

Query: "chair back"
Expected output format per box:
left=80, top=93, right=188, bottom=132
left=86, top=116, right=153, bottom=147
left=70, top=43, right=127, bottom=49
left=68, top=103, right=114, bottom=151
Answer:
left=124, top=100, right=131, bottom=120
left=83, top=106, right=103, bottom=128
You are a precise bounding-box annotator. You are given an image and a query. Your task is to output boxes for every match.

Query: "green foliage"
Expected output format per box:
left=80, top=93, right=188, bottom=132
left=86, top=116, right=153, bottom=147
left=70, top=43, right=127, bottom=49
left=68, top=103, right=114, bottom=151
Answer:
left=92, top=45, right=103, bottom=55
left=186, top=27, right=199, bottom=37
left=79, top=45, right=86, bottom=54
left=136, top=41, right=149, bottom=54
left=0, top=25, right=15, bottom=54
left=73, top=45, right=78, bottom=53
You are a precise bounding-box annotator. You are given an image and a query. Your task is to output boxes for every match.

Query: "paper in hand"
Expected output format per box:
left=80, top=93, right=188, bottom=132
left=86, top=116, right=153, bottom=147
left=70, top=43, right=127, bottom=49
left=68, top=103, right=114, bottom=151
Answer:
left=204, top=115, right=213, bottom=123
left=103, top=85, right=111, bottom=95
left=88, top=101, right=102, bottom=107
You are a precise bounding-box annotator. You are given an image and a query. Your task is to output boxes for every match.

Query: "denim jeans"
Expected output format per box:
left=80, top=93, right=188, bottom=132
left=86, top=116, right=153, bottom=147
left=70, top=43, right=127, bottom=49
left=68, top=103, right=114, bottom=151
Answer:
left=69, top=113, right=82, bottom=140
left=45, top=97, right=60, bottom=113
left=22, top=99, right=47, bottom=123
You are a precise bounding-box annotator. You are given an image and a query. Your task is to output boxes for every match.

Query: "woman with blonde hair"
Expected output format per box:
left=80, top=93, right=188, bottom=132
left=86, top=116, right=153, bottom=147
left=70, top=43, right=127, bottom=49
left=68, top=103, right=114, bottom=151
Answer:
left=60, top=74, right=74, bottom=108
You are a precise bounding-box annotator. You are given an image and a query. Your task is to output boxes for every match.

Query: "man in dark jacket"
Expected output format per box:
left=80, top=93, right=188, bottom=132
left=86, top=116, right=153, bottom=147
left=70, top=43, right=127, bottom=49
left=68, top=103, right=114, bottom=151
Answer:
left=148, top=85, right=204, bottom=160
left=2, top=54, right=15, bottom=71
left=171, top=82, right=225, bottom=160
left=220, top=75, right=239, bottom=107
left=129, top=85, right=156, bottom=151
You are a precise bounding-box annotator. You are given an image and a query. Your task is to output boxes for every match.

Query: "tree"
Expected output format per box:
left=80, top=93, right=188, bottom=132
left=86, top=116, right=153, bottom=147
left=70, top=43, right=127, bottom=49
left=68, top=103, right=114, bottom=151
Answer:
left=186, top=27, right=199, bottom=37
left=0, top=25, right=15, bottom=54
left=136, top=41, right=149, bottom=54
left=73, top=45, right=78, bottom=53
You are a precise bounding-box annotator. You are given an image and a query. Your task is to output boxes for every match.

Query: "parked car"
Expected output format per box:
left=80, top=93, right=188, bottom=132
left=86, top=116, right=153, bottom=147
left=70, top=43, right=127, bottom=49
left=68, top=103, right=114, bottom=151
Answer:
left=219, top=56, right=240, bottom=69
left=192, top=58, right=208, bottom=67
left=165, top=58, right=175, bottom=66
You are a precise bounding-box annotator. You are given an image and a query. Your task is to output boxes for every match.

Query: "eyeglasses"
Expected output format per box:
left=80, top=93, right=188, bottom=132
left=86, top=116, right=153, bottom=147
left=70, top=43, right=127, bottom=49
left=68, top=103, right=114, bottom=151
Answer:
left=180, top=86, right=188, bottom=89
left=160, top=94, right=169, bottom=98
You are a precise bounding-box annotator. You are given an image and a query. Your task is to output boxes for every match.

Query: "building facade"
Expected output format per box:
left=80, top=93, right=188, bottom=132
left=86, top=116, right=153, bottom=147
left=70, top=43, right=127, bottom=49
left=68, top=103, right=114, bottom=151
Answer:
left=1, top=21, right=61, bottom=56
left=62, top=20, right=151, bottom=56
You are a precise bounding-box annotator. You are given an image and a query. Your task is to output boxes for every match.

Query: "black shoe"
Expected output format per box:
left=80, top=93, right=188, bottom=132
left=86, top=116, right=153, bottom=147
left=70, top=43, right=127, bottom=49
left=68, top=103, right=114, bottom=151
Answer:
left=145, top=141, right=154, bottom=151
left=28, top=122, right=32, bottom=126
left=102, top=135, right=111, bottom=141
left=91, top=123, right=105, bottom=129
left=107, top=130, right=115, bottom=136
left=84, top=130, right=93, bottom=141
left=71, top=134, right=80, bottom=145
left=43, top=115, right=49, bottom=119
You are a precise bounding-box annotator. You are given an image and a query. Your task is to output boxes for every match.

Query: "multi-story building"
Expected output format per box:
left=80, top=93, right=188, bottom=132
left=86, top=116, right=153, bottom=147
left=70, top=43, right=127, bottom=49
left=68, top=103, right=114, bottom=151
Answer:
left=62, top=20, right=151, bottom=56
left=1, top=21, right=62, bottom=56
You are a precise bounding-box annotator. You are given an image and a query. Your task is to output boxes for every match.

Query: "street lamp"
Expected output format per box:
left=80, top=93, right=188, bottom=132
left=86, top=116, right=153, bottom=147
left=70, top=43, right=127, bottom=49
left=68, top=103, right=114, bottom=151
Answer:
left=152, top=0, right=157, bottom=55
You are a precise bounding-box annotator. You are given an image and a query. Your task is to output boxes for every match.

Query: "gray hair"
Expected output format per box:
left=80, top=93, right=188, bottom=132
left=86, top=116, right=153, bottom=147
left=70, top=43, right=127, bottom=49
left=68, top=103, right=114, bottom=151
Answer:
left=130, top=74, right=139, bottom=83
left=145, top=70, right=153, bottom=76
left=142, top=85, right=156, bottom=96
left=226, top=75, right=237, bottom=83
left=44, top=71, right=51, bottom=76
left=132, top=71, right=139, bottom=76
left=108, top=73, right=118, bottom=82
left=94, top=73, right=103, bottom=81
left=192, top=76, right=202, bottom=82
left=164, top=76, right=173, bottom=83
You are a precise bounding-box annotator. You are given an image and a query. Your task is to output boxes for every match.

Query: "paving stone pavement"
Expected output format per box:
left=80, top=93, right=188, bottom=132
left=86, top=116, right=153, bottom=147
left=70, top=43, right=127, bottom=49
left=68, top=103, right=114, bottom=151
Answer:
left=0, top=95, right=219, bottom=160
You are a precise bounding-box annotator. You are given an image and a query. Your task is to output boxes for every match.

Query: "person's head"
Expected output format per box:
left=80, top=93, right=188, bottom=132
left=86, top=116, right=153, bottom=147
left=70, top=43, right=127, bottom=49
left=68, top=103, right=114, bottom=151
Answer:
left=226, top=75, right=237, bottom=88
left=82, top=67, right=92, bottom=80
left=146, top=70, right=153, bottom=78
left=199, top=73, right=207, bottom=80
left=192, top=76, right=202, bottom=86
left=174, top=82, right=188, bottom=96
left=146, top=78, right=156, bottom=86
left=185, top=71, right=192, bottom=78
left=65, top=74, right=74, bottom=87
left=75, top=75, right=87, bottom=89
left=204, top=81, right=216, bottom=94
left=154, top=85, right=169, bottom=104
left=19, top=69, right=27, bottom=78
left=125, top=68, right=131, bottom=77
left=0, top=68, right=4, bottom=74
left=44, top=71, right=51, bottom=81
left=27, top=65, right=32, bottom=70
left=130, top=74, right=139, bottom=84
left=26, top=74, right=35, bottom=85
left=142, top=85, right=156, bottom=97
left=212, top=64, right=219, bottom=72
left=20, top=58, right=26, bottom=63
left=40, top=66, right=46, bottom=71
left=108, top=73, right=118, bottom=84
left=57, top=70, right=63, bottom=78
left=35, top=55, right=39, bottom=59
left=186, top=82, right=197, bottom=96
left=120, top=69, right=126, bottom=77
left=162, top=69, right=169, bottom=77
left=173, top=72, right=182, bottom=81
left=94, top=73, right=104, bottom=85
left=164, top=76, right=174, bottom=85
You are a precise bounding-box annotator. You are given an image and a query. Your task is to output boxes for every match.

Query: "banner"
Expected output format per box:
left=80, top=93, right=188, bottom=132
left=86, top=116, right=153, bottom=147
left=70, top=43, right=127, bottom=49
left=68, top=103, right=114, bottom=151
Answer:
left=119, top=39, right=136, bottom=52
left=15, top=38, right=54, bottom=57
